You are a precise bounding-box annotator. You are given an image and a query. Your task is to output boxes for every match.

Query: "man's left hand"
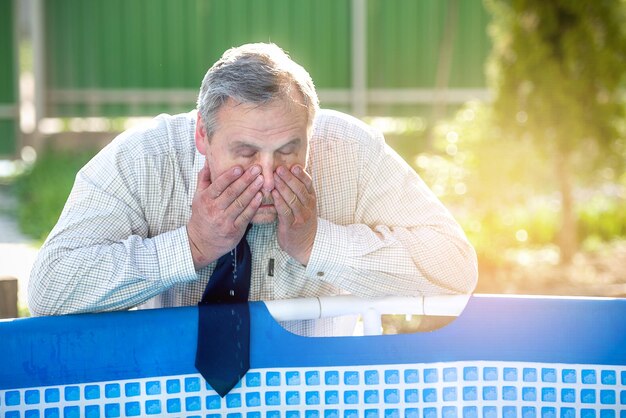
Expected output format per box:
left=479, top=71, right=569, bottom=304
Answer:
left=272, top=164, right=317, bottom=266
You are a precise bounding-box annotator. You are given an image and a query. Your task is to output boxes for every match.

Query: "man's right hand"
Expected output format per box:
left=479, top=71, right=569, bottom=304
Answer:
left=186, top=161, right=264, bottom=270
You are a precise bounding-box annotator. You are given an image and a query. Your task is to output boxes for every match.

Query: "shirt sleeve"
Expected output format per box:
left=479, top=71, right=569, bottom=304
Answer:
left=305, top=126, right=478, bottom=297
left=27, top=139, right=198, bottom=316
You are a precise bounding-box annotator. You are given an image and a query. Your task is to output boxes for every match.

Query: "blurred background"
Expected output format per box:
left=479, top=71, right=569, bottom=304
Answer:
left=1, top=0, right=625, bottom=319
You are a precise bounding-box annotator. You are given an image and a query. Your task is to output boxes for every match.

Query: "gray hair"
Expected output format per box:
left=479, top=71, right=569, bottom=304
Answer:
left=197, top=43, right=319, bottom=138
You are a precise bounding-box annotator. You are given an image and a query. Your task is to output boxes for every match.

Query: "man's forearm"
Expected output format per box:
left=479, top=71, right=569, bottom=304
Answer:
left=28, top=228, right=197, bottom=315
left=305, top=219, right=478, bottom=297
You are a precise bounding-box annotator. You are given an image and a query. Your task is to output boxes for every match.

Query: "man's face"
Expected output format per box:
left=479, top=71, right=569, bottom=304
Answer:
left=195, top=97, right=310, bottom=224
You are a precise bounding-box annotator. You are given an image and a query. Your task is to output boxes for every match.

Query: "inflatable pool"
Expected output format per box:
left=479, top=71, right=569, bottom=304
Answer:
left=1, top=294, right=625, bottom=417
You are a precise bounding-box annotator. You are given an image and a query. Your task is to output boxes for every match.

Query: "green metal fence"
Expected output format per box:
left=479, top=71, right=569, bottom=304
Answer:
left=369, top=1, right=489, bottom=89
left=0, top=0, right=19, bottom=157
left=366, top=0, right=491, bottom=116
left=39, top=0, right=491, bottom=119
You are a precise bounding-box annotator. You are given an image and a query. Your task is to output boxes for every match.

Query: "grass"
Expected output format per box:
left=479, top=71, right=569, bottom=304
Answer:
left=14, top=148, right=99, bottom=242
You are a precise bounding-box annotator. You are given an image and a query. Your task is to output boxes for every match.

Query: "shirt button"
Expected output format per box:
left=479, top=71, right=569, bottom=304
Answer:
left=316, top=271, right=324, bottom=277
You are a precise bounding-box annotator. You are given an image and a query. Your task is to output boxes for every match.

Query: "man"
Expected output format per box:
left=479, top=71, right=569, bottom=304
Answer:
left=28, top=43, right=477, bottom=336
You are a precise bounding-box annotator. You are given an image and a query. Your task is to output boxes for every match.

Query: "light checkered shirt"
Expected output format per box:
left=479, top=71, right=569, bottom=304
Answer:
left=28, top=109, right=477, bottom=336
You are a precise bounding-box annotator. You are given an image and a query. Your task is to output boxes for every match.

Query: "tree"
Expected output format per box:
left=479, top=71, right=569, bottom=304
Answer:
left=484, top=0, right=626, bottom=263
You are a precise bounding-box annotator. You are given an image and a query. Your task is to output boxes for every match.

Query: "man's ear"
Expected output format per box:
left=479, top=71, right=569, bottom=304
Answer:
left=195, top=112, right=208, bottom=154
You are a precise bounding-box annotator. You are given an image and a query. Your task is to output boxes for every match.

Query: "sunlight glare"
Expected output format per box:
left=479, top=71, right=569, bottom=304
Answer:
left=20, top=146, right=37, bottom=164
left=446, top=131, right=459, bottom=143
left=415, top=155, right=430, bottom=169
left=515, top=229, right=528, bottom=242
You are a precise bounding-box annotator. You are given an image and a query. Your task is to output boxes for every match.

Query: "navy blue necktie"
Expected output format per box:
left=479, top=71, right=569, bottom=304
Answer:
left=195, top=226, right=252, bottom=397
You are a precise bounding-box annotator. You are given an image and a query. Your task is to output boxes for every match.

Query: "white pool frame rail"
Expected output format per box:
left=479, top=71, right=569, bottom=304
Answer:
left=264, top=294, right=470, bottom=336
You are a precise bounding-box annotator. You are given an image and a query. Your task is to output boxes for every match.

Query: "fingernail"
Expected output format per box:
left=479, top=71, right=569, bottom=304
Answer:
left=251, top=165, right=261, bottom=175
left=292, top=165, right=301, bottom=174
left=233, top=167, right=243, bottom=176
left=277, top=166, right=286, bottom=176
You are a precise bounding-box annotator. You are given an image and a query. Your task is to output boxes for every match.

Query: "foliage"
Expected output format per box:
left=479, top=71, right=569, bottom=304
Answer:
left=18, top=303, right=30, bottom=318
left=14, top=148, right=98, bottom=242
left=485, top=0, right=626, bottom=158
left=482, top=0, right=626, bottom=261
left=578, top=193, right=626, bottom=244
left=404, top=101, right=626, bottom=268
left=411, top=102, right=551, bottom=266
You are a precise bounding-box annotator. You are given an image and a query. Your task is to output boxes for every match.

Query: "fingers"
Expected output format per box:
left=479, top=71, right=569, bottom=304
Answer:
left=290, top=164, right=314, bottom=194
left=234, top=191, right=263, bottom=229
left=272, top=164, right=317, bottom=266
left=208, top=166, right=244, bottom=199
left=273, top=164, right=315, bottom=223
left=228, top=171, right=263, bottom=215
left=271, top=187, right=294, bottom=224
left=211, top=165, right=263, bottom=211
left=274, top=165, right=314, bottom=208
left=273, top=175, right=297, bottom=217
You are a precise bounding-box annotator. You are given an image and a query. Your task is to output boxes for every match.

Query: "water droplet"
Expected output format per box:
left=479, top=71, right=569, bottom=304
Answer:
left=232, top=246, right=238, bottom=283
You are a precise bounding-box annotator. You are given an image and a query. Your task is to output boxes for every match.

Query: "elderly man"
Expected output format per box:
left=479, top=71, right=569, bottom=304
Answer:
left=28, top=43, right=477, bottom=336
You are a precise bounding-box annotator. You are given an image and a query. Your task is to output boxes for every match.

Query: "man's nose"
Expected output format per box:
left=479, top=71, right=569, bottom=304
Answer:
left=260, top=159, right=276, bottom=194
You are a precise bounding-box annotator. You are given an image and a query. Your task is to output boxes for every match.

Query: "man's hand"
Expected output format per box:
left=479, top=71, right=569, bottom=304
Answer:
left=187, top=161, right=263, bottom=270
left=272, top=165, right=317, bottom=265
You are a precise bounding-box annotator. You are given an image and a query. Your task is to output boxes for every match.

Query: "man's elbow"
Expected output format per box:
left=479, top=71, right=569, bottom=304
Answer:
left=457, top=249, right=479, bottom=294
left=440, top=246, right=478, bottom=295
left=27, top=254, right=63, bottom=316
left=459, top=264, right=478, bottom=294
left=27, top=294, right=51, bottom=316
left=27, top=275, right=52, bottom=317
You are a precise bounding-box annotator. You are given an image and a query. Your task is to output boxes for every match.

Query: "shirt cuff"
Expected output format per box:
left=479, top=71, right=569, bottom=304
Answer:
left=305, top=218, right=350, bottom=285
left=152, top=226, right=198, bottom=288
